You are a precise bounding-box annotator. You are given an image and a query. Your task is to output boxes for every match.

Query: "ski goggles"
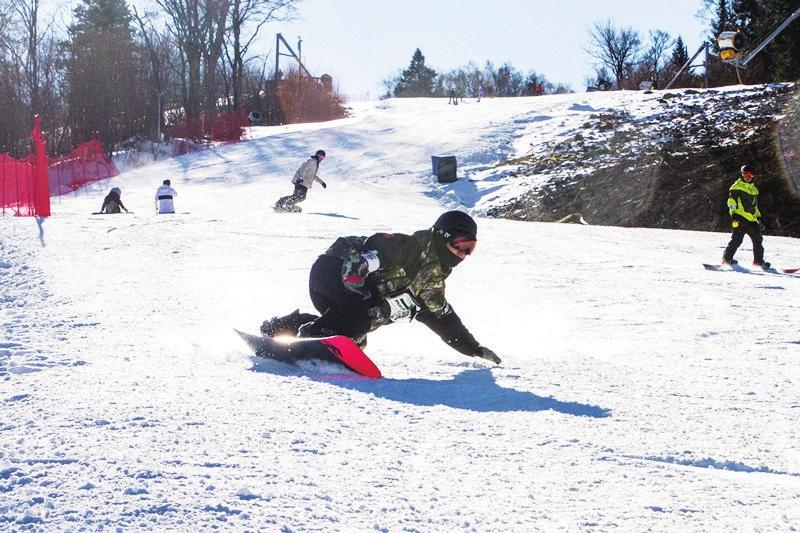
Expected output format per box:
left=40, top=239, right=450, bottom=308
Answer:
left=449, top=235, right=477, bottom=256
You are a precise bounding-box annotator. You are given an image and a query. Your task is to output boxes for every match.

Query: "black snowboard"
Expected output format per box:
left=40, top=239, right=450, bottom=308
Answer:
left=235, top=330, right=381, bottom=378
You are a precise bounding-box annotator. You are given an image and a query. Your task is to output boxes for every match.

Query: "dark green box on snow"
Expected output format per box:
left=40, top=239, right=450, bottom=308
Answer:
left=432, top=156, right=457, bottom=183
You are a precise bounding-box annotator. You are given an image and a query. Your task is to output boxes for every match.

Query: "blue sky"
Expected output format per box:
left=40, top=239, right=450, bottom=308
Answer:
left=269, top=0, right=710, bottom=98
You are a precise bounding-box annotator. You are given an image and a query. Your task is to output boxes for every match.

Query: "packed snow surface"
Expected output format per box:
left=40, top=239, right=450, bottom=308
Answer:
left=2, top=91, right=800, bottom=531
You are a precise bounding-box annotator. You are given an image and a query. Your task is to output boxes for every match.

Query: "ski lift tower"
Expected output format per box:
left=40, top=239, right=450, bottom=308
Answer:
left=717, top=7, right=800, bottom=76
left=275, top=33, right=316, bottom=81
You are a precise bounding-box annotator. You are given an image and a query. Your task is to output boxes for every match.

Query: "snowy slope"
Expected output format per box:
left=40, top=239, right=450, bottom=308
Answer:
left=2, top=92, right=800, bottom=531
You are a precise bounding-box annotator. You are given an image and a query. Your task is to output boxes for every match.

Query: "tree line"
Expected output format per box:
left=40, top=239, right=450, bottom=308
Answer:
left=585, top=0, right=800, bottom=91
left=383, top=49, right=571, bottom=99
left=0, top=0, right=344, bottom=157
left=385, top=0, right=800, bottom=99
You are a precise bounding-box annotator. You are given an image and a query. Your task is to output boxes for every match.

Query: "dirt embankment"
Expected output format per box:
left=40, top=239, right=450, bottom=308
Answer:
left=490, top=83, right=800, bottom=237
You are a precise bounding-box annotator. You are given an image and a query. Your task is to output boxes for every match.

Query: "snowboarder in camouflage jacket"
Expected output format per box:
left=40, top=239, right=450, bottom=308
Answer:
left=100, top=187, right=128, bottom=214
left=261, top=211, right=501, bottom=364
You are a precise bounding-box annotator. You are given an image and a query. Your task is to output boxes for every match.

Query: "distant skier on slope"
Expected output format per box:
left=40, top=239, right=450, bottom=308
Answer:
left=155, top=179, right=178, bottom=214
left=275, top=150, right=327, bottom=212
left=100, top=187, right=129, bottom=214
left=260, top=210, right=501, bottom=364
left=721, top=164, right=770, bottom=268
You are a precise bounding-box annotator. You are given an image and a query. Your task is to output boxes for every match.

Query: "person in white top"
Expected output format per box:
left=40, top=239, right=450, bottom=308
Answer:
left=155, top=179, right=178, bottom=214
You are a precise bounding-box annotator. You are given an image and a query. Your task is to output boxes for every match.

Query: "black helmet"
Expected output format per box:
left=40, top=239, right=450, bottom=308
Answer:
left=433, top=210, right=477, bottom=240
left=315, top=149, right=326, bottom=158
left=740, top=164, right=754, bottom=174
left=163, top=179, right=171, bottom=186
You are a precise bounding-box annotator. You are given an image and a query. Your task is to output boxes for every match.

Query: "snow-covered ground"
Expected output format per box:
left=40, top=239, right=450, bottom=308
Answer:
left=2, top=92, right=800, bottom=531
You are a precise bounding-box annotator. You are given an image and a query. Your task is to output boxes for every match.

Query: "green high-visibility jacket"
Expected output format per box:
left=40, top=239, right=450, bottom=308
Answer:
left=727, top=178, right=761, bottom=222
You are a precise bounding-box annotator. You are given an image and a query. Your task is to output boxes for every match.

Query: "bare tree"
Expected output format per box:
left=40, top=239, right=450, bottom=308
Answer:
left=200, top=0, right=229, bottom=118
left=154, top=0, right=204, bottom=118
left=586, top=19, right=641, bottom=89
left=380, top=70, right=400, bottom=99
left=641, top=30, right=673, bottom=88
left=0, top=0, right=53, bottom=118
left=155, top=0, right=237, bottom=120
left=226, top=0, right=297, bottom=110
left=132, top=5, right=185, bottom=144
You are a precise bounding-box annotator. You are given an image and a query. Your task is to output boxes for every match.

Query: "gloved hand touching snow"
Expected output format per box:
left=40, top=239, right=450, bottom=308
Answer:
left=474, top=346, right=501, bottom=364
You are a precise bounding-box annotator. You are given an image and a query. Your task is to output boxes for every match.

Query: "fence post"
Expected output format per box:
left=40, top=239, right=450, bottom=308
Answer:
left=15, top=155, right=21, bottom=215
left=31, top=116, right=50, bottom=217
left=1, top=156, right=5, bottom=215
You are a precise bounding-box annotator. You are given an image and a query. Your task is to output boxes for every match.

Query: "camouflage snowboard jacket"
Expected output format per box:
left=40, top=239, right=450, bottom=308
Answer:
left=323, top=230, right=481, bottom=356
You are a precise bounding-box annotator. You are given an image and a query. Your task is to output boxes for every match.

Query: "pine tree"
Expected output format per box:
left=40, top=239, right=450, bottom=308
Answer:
left=764, top=0, right=800, bottom=81
left=710, top=0, right=733, bottom=42
left=394, top=49, right=437, bottom=97
left=65, top=0, right=145, bottom=151
left=731, top=0, right=759, bottom=32
left=670, top=35, right=690, bottom=68
left=727, top=0, right=800, bottom=82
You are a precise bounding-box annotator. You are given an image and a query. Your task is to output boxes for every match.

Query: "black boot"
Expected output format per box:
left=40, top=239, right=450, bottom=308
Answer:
left=353, top=335, right=368, bottom=350
left=297, top=321, right=338, bottom=339
left=261, top=309, right=318, bottom=337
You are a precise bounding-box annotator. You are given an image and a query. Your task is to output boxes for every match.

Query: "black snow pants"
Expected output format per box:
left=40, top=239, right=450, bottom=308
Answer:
left=306, top=254, right=380, bottom=338
left=723, top=218, right=764, bottom=264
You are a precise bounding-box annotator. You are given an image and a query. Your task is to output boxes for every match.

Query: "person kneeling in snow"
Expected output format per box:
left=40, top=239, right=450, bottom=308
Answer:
left=260, top=210, right=501, bottom=364
left=155, top=179, right=178, bottom=214
left=100, top=187, right=129, bottom=214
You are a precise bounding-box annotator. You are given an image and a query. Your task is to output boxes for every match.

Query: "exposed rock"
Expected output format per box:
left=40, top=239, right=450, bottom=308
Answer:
left=488, top=83, right=800, bottom=237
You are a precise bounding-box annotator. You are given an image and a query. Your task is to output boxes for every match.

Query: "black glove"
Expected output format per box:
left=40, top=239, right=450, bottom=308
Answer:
left=757, top=219, right=765, bottom=232
left=320, top=180, right=327, bottom=189
left=474, top=346, right=501, bottom=364
left=341, top=255, right=371, bottom=299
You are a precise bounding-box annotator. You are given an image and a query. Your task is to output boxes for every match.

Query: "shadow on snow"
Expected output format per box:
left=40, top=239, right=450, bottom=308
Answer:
left=250, top=359, right=610, bottom=417
left=306, top=211, right=360, bottom=220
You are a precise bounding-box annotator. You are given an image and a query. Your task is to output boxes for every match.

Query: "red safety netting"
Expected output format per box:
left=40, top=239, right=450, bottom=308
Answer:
left=1, top=120, right=118, bottom=216
left=48, top=139, right=119, bottom=196
left=169, top=109, right=248, bottom=142
left=1, top=117, right=50, bottom=217
left=0, top=153, right=36, bottom=216
left=171, top=138, right=210, bottom=157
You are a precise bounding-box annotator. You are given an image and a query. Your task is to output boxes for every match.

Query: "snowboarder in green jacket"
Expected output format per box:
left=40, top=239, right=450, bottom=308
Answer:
left=722, top=164, right=769, bottom=268
left=261, top=211, right=501, bottom=364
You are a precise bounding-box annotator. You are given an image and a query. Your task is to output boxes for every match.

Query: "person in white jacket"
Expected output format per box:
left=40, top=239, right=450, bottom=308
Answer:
left=155, top=179, right=178, bottom=214
left=275, top=150, right=327, bottom=212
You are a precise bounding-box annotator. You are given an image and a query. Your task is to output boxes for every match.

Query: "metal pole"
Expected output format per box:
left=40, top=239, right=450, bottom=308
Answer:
left=704, top=43, right=709, bottom=88
left=157, top=92, right=162, bottom=143
left=665, top=43, right=708, bottom=90
left=297, top=36, right=302, bottom=70
left=741, top=7, right=800, bottom=66
left=275, top=33, right=280, bottom=80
